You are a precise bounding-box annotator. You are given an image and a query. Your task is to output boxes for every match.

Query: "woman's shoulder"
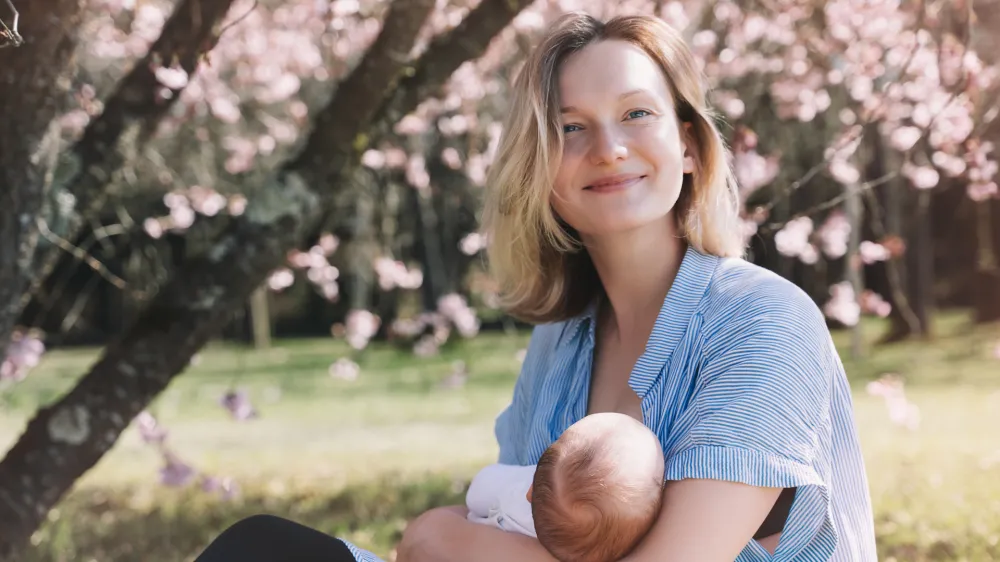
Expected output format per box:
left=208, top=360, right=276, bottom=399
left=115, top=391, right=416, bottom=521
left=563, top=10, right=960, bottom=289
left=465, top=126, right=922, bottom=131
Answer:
left=701, top=256, right=826, bottom=328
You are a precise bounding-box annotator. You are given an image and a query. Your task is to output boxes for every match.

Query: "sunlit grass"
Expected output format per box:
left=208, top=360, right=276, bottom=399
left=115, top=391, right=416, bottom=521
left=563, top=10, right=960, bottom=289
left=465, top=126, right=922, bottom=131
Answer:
left=3, top=311, right=999, bottom=561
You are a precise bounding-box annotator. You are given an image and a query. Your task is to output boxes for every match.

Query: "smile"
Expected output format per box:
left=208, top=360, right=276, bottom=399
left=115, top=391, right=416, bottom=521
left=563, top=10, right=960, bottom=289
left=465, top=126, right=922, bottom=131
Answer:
left=585, top=174, right=645, bottom=193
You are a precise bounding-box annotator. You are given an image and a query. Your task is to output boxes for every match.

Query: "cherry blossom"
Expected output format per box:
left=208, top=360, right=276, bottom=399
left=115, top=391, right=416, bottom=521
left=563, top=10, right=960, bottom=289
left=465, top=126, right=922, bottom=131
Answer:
left=823, top=281, right=861, bottom=327
left=866, top=373, right=920, bottom=431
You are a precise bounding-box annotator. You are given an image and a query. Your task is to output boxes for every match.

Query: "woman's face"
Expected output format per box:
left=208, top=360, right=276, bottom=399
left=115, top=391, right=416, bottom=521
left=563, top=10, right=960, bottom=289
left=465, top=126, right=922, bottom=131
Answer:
left=551, top=39, right=694, bottom=240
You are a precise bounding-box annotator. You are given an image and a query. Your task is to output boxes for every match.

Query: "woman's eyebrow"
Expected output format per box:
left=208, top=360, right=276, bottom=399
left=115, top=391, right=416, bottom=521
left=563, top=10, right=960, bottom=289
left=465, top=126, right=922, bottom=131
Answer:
left=560, top=88, right=655, bottom=114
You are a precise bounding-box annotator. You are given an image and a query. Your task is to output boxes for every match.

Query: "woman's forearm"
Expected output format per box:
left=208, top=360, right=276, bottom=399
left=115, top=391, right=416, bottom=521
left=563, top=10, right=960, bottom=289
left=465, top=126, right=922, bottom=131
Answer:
left=397, top=506, right=557, bottom=562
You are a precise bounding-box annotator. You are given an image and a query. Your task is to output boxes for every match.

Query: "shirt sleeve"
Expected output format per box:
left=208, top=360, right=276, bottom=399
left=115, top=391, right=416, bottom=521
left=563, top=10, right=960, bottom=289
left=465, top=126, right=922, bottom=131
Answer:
left=495, top=323, right=559, bottom=465
left=664, top=281, right=839, bottom=561
left=339, top=540, right=386, bottom=562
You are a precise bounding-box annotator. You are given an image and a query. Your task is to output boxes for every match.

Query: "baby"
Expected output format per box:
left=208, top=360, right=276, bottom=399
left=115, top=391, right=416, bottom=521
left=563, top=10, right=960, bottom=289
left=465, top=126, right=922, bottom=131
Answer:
left=466, top=412, right=665, bottom=562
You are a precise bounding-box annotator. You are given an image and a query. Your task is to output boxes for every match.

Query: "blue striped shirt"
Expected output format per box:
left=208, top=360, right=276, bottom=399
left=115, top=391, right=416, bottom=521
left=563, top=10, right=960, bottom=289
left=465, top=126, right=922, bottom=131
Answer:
left=342, top=245, right=877, bottom=561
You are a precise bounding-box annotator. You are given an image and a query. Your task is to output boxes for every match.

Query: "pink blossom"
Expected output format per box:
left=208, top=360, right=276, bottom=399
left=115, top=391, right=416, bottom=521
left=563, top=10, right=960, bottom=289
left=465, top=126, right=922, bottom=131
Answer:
left=413, top=334, right=441, bottom=357
left=774, top=217, right=818, bottom=264
left=390, top=318, right=425, bottom=338
left=374, top=258, right=423, bottom=290
left=860, top=241, right=891, bottom=264
left=866, top=373, right=920, bottom=430
left=817, top=211, right=850, bottom=259
left=201, top=475, right=240, bottom=500
left=406, top=155, right=431, bottom=191
left=1, top=330, right=46, bottom=382
left=932, top=151, right=967, bottom=177
left=344, top=309, right=380, bottom=350
left=143, top=218, right=164, bottom=239
left=361, top=149, right=386, bottom=169
left=396, top=115, right=428, bottom=136
left=968, top=182, right=998, bottom=201
left=58, top=109, right=91, bottom=137
left=306, top=264, right=340, bottom=285
left=329, top=358, right=359, bottom=381
left=384, top=148, right=408, bottom=169
left=889, top=126, right=921, bottom=151
left=228, top=195, right=248, bottom=216
left=318, top=233, right=339, bottom=255
left=829, top=159, right=860, bottom=185
left=823, top=281, right=860, bottom=326
left=189, top=187, right=228, bottom=217
left=902, top=163, right=940, bottom=189
left=220, top=389, right=258, bottom=420
left=267, top=269, right=295, bottom=291
left=441, top=147, right=463, bottom=170
left=459, top=232, right=488, bottom=255
left=159, top=452, right=196, bottom=487
left=134, top=411, right=168, bottom=445
left=732, top=148, right=780, bottom=196
left=438, top=294, right=480, bottom=338
left=466, top=154, right=488, bottom=186
left=860, top=290, right=892, bottom=318
left=153, top=65, right=189, bottom=90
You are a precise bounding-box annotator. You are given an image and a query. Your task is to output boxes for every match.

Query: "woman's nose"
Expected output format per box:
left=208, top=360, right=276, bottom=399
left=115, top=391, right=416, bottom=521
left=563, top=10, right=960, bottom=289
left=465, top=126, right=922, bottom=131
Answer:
left=588, top=126, right=628, bottom=166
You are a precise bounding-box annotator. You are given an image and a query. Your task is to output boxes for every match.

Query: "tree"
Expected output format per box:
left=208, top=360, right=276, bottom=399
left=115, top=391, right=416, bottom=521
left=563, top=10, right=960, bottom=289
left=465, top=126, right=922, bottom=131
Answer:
left=0, top=0, right=533, bottom=557
left=0, top=0, right=85, bottom=359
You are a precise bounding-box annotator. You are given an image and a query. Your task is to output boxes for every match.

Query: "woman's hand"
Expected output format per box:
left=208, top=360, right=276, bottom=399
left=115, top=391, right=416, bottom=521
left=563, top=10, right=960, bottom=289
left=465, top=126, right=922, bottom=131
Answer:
left=396, top=506, right=465, bottom=561
left=395, top=505, right=557, bottom=562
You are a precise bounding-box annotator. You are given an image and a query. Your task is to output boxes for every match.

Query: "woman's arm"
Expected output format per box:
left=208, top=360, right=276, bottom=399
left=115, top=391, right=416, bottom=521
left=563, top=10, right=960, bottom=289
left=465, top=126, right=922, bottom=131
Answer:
left=396, top=505, right=557, bottom=562
left=622, top=479, right=783, bottom=562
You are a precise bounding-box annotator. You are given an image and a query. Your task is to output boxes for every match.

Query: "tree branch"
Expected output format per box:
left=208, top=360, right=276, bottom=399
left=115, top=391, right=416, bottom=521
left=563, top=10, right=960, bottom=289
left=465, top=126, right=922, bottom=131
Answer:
left=0, top=0, right=442, bottom=556
left=21, top=0, right=239, bottom=317
left=369, top=0, right=536, bottom=137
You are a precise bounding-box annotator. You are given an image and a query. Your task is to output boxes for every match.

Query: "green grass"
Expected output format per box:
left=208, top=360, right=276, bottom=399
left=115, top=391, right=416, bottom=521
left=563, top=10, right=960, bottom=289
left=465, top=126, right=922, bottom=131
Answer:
left=2, top=312, right=999, bottom=562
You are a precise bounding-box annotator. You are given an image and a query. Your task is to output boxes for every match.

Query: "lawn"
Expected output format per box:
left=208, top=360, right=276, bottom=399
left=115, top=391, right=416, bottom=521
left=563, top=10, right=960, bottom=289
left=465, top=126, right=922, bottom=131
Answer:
left=1, top=312, right=998, bottom=562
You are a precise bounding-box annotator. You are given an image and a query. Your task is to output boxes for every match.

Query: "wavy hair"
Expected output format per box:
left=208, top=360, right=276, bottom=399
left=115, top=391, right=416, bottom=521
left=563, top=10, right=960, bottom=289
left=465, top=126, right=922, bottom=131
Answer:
left=481, top=12, right=745, bottom=324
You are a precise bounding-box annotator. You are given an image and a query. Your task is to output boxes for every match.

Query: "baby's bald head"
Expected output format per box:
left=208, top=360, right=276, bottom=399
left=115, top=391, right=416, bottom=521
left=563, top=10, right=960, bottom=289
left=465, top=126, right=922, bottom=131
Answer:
left=530, top=413, right=665, bottom=562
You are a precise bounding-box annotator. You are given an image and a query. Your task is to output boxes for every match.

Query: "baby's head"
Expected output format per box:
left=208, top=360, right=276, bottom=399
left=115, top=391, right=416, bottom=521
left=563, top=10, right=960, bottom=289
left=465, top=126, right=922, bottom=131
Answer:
left=528, top=412, right=665, bottom=562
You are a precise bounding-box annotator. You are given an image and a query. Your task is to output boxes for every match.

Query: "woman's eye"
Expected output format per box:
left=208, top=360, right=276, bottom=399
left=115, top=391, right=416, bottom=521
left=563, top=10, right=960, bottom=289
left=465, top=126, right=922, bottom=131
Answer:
left=563, top=124, right=581, bottom=133
left=626, top=109, right=651, bottom=119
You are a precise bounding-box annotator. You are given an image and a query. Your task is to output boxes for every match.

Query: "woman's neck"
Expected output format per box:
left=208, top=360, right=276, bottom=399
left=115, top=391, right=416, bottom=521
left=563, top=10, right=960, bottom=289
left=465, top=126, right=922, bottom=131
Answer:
left=583, top=216, right=686, bottom=345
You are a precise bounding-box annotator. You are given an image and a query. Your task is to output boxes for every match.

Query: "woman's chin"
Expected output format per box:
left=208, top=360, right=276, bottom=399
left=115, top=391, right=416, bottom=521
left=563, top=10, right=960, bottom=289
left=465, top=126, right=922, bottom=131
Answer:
left=578, top=212, right=675, bottom=240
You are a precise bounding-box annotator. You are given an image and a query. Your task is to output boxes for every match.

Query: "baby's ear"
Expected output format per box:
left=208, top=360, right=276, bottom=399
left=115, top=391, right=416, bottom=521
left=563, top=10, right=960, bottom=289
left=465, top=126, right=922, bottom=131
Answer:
left=526, top=484, right=533, bottom=503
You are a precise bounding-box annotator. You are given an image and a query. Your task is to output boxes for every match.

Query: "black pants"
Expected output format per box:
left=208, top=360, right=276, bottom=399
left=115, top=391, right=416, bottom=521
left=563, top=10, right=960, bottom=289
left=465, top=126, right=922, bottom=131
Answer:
left=194, top=515, right=360, bottom=562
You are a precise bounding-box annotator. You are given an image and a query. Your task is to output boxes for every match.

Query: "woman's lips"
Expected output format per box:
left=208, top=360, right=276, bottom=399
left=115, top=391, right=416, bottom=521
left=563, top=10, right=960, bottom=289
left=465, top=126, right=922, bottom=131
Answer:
left=585, top=174, right=645, bottom=193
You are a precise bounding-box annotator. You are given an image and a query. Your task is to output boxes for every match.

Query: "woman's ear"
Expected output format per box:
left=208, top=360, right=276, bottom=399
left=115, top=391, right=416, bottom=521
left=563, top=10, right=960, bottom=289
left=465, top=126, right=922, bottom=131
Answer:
left=681, top=121, right=696, bottom=174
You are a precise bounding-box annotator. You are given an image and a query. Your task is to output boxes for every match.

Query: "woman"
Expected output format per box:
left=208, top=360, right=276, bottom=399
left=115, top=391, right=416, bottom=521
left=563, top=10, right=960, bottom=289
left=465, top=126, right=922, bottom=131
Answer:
left=194, top=11, right=877, bottom=562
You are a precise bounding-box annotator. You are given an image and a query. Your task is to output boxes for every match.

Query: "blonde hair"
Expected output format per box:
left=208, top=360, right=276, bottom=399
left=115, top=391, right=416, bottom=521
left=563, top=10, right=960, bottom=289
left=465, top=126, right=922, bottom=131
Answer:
left=481, top=12, right=745, bottom=324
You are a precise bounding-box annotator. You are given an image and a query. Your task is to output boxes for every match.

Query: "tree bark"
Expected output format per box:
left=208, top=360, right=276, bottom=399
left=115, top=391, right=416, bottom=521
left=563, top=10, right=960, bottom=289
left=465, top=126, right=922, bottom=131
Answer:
left=0, top=0, right=85, bottom=352
left=21, top=0, right=239, bottom=317
left=0, top=0, right=471, bottom=553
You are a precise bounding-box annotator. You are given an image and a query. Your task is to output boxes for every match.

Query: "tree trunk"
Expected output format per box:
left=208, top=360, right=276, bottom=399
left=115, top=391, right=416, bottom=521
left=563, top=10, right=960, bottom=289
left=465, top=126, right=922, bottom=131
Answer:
left=0, top=0, right=85, bottom=351
left=911, top=190, right=934, bottom=337
left=416, top=186, right=448, bottom=310
left=845, top=181, right=865, bottom=358
left=0, top=0, right=531, bottom=555
left=973, top=198, right=1000, bottom=323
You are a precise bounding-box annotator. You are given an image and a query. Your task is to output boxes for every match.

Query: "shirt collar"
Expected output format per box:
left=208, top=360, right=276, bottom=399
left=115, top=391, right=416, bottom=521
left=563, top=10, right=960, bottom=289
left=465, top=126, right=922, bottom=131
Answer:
left=561, top=243, right=718, bottom=368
